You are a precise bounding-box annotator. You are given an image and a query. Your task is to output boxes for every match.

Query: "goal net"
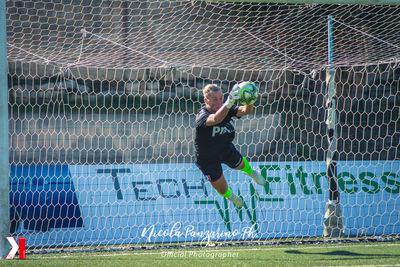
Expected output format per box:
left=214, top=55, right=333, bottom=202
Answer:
left=6, top=0, right=400, bottom=250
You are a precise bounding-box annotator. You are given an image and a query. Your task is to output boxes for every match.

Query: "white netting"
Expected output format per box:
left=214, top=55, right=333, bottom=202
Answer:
left=6, top=0, right=400, bottom=250
left=7, top=1, right=400, bottom=71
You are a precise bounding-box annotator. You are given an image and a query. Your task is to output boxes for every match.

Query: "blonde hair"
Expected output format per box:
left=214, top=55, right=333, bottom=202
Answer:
left=202, top=84, right=220, bottom=98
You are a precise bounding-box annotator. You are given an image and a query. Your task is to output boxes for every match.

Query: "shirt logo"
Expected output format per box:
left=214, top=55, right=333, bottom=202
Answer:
left=211, top=126, right=233, bottom=137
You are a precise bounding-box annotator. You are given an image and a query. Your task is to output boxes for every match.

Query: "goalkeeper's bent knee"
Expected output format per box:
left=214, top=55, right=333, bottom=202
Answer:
left=217, top=187, right=232, bottom=199
left=240, top=157, right=253, bottom=175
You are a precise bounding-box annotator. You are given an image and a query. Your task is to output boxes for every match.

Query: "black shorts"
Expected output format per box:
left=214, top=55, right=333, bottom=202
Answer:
left=195, top=144, right=243, bottom=182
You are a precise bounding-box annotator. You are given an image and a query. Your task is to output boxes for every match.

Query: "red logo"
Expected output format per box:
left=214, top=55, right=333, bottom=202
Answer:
left=4, top=237, right=26, bottom=260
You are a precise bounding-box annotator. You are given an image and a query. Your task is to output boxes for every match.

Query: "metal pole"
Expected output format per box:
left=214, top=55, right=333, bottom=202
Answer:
left=326, top=15, right=339, bottom=204
left=324, top=15, right=343, bottom=238
left=0, top=0, right=9, bottom=259
left=327, top=16, right=334, bottom=65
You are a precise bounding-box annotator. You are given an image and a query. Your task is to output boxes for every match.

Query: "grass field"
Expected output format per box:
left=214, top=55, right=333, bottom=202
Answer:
left=1, top=241, right=400, bottom=267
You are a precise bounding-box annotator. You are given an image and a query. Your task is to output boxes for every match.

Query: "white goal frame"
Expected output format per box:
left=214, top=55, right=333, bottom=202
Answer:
left=0, top=0, right=9, bottom=259
left=1, top=0, right=400, bottom=256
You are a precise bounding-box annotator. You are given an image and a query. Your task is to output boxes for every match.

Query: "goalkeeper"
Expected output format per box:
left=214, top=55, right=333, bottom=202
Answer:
left=194, top=84, right=265, bottom=207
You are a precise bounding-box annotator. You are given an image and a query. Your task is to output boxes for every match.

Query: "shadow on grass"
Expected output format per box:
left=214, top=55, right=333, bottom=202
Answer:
left=285, top=250, right=399, bottom=258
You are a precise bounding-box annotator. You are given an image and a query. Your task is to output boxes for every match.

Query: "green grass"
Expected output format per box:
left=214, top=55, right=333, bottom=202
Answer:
left=1, top=241, right=400, bottom=267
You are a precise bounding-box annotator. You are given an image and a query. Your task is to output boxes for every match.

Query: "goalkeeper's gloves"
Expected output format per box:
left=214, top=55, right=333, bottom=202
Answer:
left=223, top=86, right=240, bottom=109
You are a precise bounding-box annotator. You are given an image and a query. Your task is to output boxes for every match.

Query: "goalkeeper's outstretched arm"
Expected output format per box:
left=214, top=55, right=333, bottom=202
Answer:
left=206, top=94, right=237, bottom=126
left=203, top=84, right=241, bottom=126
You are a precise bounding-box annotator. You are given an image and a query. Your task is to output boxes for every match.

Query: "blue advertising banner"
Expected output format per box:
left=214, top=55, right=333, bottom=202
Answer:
left=9, top=165, right=83, bottom=245
left=10, top=161, right=400, bottom=247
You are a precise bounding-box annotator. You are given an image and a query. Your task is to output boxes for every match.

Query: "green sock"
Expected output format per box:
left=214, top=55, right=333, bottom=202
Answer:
left=240, top=157, right=253, bottom=175
left=218, top=187, right=232, bottom=199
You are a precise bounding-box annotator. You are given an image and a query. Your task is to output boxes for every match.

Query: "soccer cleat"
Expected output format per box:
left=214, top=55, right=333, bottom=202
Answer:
left=249, top=170, right=266, bottom=186
left=228, top=193, right=244, bottom=207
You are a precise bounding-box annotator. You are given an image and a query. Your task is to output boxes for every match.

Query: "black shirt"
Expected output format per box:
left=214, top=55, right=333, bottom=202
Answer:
left=194, top=106, right=240, bottom=160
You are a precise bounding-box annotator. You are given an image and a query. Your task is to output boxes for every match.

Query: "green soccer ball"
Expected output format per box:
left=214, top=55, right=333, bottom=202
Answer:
left=236, top=81, right=259, bottom=105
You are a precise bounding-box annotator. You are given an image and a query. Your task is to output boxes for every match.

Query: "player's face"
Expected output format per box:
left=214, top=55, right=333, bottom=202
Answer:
left=205, top=90, right=223, bottom=113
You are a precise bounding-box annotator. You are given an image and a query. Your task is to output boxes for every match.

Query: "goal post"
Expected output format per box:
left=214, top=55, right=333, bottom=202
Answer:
left=0, top=0, right=9, bottom=259
left=3, top=0, right=400, bottom=254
